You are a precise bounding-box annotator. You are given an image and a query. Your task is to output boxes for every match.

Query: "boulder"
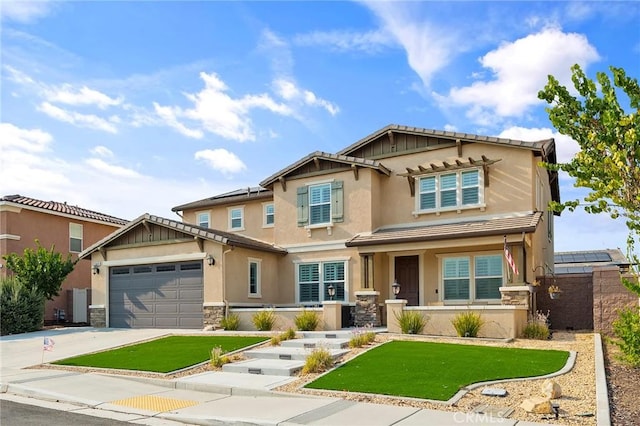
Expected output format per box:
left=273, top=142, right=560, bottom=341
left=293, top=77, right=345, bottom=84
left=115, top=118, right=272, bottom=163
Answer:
left=541, top=380, right=562, bottom=399
left=520, top=397, right=553, bottom=414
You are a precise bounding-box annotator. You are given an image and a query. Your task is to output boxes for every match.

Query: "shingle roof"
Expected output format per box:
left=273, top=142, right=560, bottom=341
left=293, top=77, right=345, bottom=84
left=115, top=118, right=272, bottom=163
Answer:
left=1, top=194, right=128, bottom=226
left=172, top=187, right=273, bottom=212
left=79, top=213, right=287, bottom=259
left=345, top=212, right=543, bottom=247
left=337, top=124, right=555, bottom=156
left=259, top=151, right=391, bottom=188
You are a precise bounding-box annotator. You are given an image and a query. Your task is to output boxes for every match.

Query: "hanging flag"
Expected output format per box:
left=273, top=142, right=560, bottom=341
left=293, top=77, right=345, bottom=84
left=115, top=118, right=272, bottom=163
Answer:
left=43, top=337, right=55, bottom=352
left=504, top=236, right=519, bottom=276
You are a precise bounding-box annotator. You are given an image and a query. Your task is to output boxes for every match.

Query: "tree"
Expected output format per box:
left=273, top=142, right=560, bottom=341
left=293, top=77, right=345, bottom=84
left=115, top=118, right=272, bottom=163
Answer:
left=538, top=64, right=640, bottom=295
left=3, top=240, right=76, bottom=301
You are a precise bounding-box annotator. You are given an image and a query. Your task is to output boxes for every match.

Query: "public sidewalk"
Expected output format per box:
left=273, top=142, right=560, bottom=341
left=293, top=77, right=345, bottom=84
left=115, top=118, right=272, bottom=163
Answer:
left=0, top=327, right=575, bottom=425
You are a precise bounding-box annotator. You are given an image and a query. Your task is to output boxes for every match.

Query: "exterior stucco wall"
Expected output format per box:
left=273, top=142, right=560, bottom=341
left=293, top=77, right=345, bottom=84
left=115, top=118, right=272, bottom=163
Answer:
left=0, top=205, right=122, bottom=322
left=223, top=247, right=282, bottom=304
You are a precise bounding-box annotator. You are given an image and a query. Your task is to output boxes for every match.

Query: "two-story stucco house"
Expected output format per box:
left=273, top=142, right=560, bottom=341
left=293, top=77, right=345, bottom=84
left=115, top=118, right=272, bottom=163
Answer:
left=1, top=195, right=128, bottom=324
left=81, top=125, right=559, bottom=337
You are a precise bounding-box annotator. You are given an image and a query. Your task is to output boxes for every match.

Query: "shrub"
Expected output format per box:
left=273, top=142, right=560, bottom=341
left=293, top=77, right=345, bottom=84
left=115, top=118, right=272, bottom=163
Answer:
left=612, top=308, right=640, bottom=367
left=394, top=310, right=427, bottom=334
left=349, top=330, right=376, bottom=348
left=270, top=328, right=297, bottom=346
left=252, top=309, right=276, bottom=331
left=220, top=313, right=240, bottom=330
left=210, top=346, right=230, bottom=368
left=0, top=276, right=45, bottom=335
left=452, top=312, right=484, bottom=337
left=294, top=310, right=320, bottom=331
left=302, top=347, right=333, bottom=374
left=522, top=310, right=550, bottom=340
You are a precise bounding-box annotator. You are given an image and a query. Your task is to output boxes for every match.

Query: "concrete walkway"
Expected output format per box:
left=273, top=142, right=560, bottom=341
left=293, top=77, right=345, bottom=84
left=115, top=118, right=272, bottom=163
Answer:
left=0, top=327, right=586, bottom=425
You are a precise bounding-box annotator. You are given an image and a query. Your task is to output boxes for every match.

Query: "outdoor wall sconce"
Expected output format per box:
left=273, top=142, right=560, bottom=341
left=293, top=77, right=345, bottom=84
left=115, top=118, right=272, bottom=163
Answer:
left=206, top=255, right=215, bottom=266
left=92, top=263, right=100, bottom=275
left=392, top=279, right=401, bottom=299
left=327, top=284, right=336, bottom=301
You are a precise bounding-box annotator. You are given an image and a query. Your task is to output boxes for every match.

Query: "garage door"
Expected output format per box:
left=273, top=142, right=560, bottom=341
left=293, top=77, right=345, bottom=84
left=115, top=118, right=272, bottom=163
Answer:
left=109, top=261, right=203, bottom=329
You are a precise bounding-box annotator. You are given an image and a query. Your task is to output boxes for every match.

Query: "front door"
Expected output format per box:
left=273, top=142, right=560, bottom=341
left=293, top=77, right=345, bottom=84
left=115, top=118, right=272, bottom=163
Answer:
left=394, top=255, right=419, bottom=306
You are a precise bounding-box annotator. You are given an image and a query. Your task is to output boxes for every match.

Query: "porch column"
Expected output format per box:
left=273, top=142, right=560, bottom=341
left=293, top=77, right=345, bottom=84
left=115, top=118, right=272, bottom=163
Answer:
left=354, top=291, right=381, bottom=327
left=385, top=299, right=407, bottom=333
left=322, top=301, right=342, bottom=330
left=499, top=285, right=532, bottom=309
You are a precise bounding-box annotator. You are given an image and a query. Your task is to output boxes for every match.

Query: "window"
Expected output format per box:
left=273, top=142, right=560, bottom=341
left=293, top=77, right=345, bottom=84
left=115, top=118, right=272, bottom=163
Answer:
left=442, top=254, right=503, bottom=301
left=417, top=169, right=482, bottom=213
left=69, top=223, right=83, bottom=253
left=228, top=207, right=244, bottom=230
left=297, top=181, right=343, bottom=227
left=248, top=259, right=261, bottom=297
left=297, top=261, right=346, bottom=303
left=197, top=212, right=210, bottom=228
left=263, top=203, right=274, bottom=227
left=309, top=183, right=331, bottom=225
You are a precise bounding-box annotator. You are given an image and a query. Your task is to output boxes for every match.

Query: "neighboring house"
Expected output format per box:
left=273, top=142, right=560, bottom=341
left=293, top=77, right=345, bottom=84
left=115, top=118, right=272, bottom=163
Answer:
left=0, top=195, right=128, bottom=324
left=81, top=124, right=560, bottom=337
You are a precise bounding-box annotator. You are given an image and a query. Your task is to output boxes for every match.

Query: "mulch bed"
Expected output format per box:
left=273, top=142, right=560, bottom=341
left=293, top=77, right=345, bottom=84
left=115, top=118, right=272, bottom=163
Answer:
left=605, top=342, right=640, bottom=426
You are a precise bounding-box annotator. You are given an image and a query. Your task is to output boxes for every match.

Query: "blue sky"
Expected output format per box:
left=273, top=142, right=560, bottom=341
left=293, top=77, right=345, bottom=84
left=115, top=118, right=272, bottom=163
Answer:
left=1, top=1, right=638, bottom=253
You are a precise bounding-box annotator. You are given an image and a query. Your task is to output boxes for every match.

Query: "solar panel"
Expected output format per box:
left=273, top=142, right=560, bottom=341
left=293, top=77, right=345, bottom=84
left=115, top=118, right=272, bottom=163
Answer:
left=554, top=251, right=612, bottom=264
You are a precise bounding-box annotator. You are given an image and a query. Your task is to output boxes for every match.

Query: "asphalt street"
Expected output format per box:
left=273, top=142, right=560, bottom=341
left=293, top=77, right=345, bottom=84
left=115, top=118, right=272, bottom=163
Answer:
left=0, top=399, right=133, bottom=426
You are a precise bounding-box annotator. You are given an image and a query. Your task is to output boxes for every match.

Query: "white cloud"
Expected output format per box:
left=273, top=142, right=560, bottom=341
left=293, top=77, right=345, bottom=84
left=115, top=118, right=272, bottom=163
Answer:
left=0, top=0, right=55, bottom=23
left=444, top=124, right=458, bottom=132
left=273, top=79, right=339, bottom=116
left=364, top=2, right=458, bottom=87
left=293, top=29, right=394, bottom=54
left=44, top=84, right=123, bottom=109
left=153, top=103, right=203, bottom=139
left=0, top=122, right=52, bottom=153
left=155, top=71, right=293, bottom=142
left=84, top=158, right=142, bottom=179
left=437, top=27, right=600, bottom=126
left=195, top=149, right=247, bottom=175
left=498, top=126, right=580, bottom=163
left=38, top=102, right=119, bottom=133
left=90, top=145, right=114, bottom=158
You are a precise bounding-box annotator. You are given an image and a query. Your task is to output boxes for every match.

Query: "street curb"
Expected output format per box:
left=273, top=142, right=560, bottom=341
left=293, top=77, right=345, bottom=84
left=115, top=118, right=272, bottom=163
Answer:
left=594, top=333, right=611, bottom=426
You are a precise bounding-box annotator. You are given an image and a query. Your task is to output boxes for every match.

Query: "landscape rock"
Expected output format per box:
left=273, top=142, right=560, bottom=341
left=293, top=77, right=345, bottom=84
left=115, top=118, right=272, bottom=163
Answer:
left=520, top=396, right=553, bottom=414
left=541, top=380, right=562, bottom=399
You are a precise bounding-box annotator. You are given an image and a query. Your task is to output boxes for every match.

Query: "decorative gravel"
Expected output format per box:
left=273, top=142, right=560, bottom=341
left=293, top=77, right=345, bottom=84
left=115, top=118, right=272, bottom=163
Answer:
left=274, top=332, right=597, bottom=425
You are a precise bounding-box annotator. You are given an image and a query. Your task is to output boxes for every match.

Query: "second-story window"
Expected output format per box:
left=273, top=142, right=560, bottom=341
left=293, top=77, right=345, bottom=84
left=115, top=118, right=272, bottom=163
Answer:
left=229, top=207, right=244, bottom=230
left=197, top=212, right=210, bottom=228
left=417, top=169, right=482, bottom=213
left=69, top=223, right=83, bottom=253
left=309, top=183, right=331, bottom=225
left=297, top=181, right=343, bottom=227
left=264, top=203, right=274, bottom=227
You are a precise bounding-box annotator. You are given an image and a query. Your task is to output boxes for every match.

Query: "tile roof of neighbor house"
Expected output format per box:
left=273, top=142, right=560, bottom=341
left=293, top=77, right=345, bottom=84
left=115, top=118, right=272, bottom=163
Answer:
left=1, top=194, right=128, bottom=226
left=345, top=212, right=543, bottom=247
left=259, top=151, right=392, bottom=188
left=79, top=213, right=287, bottom=260
left=337, top=124, right=556, bottom=156
left=554, top=249, right=629, bottom=274
left=172, top=187, right=273, bottom=212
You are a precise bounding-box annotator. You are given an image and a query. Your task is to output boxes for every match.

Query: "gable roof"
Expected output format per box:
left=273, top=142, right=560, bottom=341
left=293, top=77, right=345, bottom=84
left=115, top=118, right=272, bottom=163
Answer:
left=79, top=213, right=287, bottom=259
left=172, top=187, right=273, bottom=212
left=337, top=124, right=555, bottom=157
left=1, top=194, right=128, bottom=226
left=345, top=212, right=543, bottom=247
left=260, top=151, right=392, bottom=188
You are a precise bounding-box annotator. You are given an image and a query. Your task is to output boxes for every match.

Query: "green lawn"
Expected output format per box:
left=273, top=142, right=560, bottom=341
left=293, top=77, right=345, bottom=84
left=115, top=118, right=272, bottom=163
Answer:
left=53, top=335, right=268, bottom=373
left=306, top=341, right=569, bottom=401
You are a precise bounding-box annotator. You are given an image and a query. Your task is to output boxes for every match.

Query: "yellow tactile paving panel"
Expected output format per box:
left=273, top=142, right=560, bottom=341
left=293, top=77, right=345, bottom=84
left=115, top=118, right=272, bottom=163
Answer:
left=110, top=395, right=199, bottom=412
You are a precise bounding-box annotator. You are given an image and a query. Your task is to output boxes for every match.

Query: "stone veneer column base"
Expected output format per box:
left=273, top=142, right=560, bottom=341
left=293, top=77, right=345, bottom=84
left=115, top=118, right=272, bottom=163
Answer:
left=499, top=285, right=532, bottom=309
left=354, top=291, right=381, bottom=327
left=89, top=305, right=106, bottom=328
left=203, top=304, right=225, bottom=330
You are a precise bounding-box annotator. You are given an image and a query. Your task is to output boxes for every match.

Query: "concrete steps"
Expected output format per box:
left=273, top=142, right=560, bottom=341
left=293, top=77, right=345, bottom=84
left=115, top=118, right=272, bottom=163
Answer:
left=223, top=330, right=361, bottom=377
